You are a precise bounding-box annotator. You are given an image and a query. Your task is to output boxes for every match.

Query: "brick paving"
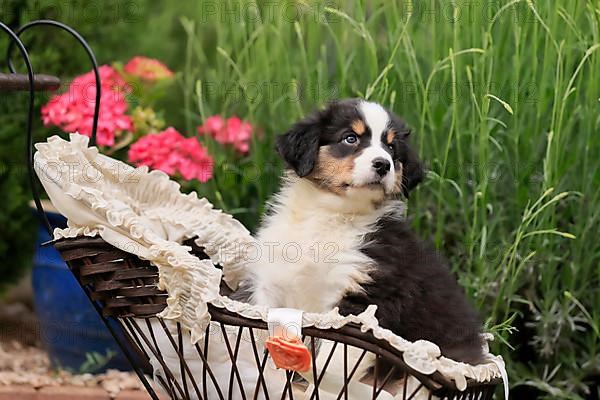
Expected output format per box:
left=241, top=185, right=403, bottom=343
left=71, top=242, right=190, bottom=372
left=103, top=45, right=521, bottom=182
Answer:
left=0, top=385, right=169, bottom=399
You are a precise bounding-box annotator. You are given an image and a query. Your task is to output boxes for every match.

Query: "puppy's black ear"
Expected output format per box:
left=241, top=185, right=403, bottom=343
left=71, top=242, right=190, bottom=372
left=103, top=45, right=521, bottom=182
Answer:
left=401, top=134, right=426, bottom=198
left=276, top=119, right=320, bottom=177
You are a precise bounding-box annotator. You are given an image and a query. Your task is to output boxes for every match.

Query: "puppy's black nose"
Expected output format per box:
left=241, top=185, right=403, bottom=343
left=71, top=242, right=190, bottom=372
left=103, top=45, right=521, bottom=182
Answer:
left=372, top=157, right=391, bottom=176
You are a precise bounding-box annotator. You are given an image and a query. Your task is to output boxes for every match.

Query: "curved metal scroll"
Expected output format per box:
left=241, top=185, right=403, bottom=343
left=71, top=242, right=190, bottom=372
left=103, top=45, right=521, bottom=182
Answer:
left=6, top=19, right=101, bottom=146
left=0, top=21, right=49, bottom=234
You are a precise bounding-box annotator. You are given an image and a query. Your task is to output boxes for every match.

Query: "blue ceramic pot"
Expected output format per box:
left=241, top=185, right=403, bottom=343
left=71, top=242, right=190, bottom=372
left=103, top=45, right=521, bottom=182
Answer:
left=31, top=209, right=132, bottom=372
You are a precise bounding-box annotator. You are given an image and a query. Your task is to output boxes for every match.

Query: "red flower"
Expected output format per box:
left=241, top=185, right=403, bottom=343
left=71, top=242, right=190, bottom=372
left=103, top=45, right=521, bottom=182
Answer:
left=128, top=127, right=213, bottom=182
left=124, top=56, right=174, bottom=82
left=41, top=65, right=133, bottom=147
left=198, top=115, right=253, bottom=154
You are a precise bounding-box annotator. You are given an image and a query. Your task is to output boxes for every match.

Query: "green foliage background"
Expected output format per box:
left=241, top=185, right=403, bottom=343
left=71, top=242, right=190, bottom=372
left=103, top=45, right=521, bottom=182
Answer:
left=0, top=1, right=599, bottom=398
left=0, top=0, right=193, bottom=291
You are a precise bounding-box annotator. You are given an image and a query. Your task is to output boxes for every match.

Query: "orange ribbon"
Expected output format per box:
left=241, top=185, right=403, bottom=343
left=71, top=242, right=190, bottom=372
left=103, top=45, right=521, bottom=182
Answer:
left=265, top=336, right=311, bottom=372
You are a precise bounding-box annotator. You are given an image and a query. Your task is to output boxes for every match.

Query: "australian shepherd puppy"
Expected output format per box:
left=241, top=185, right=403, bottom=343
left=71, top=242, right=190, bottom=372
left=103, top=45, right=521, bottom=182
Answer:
left=243, top=99, right=484, bottom=370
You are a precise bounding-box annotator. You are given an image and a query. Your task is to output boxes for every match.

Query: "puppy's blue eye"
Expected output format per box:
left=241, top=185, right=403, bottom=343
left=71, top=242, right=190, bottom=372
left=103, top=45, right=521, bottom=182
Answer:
left=343, top=134, right=358, bottom=144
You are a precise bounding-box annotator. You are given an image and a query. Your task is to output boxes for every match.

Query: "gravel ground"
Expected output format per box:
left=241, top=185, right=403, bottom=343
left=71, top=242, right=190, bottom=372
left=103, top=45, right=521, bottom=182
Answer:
left=0, top=296, right=149, bottom=398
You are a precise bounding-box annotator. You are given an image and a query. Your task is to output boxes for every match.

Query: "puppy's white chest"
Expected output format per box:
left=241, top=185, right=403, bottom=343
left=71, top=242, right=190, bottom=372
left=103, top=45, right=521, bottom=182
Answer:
left=248, top=208, right=376, bottom=313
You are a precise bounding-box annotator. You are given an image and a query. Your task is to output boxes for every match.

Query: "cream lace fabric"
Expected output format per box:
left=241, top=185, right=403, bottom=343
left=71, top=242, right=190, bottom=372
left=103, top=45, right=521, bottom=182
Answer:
left=34, top=134, right=506, bottom=392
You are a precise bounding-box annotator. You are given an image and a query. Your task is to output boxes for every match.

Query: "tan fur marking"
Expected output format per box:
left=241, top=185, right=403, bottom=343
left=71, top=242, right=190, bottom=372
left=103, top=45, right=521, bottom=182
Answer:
left=351, top=119, right=366, bottom=136
left=310, top=146, right=356, bottom=194
left=386, top=129, right=396, bottom=145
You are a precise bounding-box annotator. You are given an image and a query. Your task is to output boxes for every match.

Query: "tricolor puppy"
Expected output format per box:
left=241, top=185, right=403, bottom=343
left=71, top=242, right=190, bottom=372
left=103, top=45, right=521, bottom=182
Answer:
left=244, top=99, right=484, bottom=367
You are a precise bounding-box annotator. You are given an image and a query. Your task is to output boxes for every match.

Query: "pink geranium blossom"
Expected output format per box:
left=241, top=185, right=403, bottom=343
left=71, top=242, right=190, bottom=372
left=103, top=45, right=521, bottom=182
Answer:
left=201, top=115, right=225, bottom=134
left=198, top=115, right=253, bottom=154
left=128, top=127, right=214, bottom=182
left=73, top=65, right=128, bottom=93
left=41, top=65, right=133, bottom=146
left=124, top=56, right=174, bottom=82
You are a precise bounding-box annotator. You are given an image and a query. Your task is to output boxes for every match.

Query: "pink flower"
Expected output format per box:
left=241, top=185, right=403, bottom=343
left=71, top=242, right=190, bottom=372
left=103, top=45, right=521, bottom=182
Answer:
left=198, top=115, right=253, bottom=154
left=73, top=65, right=128, bottom=93
left=128, top=127, right=213, bottom=182
left=41, top=66, right=133, bottom=147
left=124, top=56, right=174, bottom=82
left=199, top=115, right=225, bottom=134
left=177, top=137, right=214, bottom=182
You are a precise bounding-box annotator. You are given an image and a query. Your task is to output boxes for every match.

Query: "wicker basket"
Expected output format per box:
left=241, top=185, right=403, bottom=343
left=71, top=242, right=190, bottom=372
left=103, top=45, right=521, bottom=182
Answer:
left=52, top=235, right=500, bottom=400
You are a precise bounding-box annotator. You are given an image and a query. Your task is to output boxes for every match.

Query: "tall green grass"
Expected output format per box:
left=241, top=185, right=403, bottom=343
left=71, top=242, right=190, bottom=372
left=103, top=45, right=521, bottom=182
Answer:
left=178, top=1, right=599, bottom=398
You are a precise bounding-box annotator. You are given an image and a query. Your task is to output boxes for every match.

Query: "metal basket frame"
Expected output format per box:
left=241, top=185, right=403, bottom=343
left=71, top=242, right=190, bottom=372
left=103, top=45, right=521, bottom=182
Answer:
left=0, top=19, right=500, bottom=400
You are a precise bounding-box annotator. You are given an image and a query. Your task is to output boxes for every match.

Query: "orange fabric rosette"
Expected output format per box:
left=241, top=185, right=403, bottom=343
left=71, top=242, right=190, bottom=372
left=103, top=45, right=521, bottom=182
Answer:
left=265, top=336, right=311, bottom=372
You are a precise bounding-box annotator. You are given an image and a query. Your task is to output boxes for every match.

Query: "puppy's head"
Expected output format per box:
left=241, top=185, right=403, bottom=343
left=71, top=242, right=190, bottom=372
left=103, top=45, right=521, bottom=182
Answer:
left=276, top=99, right=425, bottom=199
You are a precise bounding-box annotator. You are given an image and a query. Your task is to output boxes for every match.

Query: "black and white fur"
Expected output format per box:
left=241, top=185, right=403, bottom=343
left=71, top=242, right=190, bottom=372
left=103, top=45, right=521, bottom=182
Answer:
left=243, top=99, right=484, bottom=366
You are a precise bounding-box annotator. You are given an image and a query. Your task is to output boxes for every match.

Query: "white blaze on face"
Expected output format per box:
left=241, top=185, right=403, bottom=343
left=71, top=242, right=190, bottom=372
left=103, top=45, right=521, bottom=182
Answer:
left=351, top=101, right=395, bottom=192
